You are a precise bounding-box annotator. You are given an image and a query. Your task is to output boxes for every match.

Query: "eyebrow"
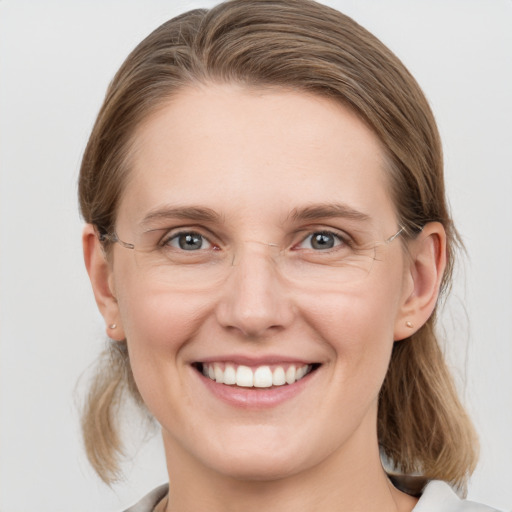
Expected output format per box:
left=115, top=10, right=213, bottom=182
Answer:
left=138, top=202, right=370, bottom=229
left=288, top=203, right=371, bottom=223
left=139, top=206, right=221, bottom=228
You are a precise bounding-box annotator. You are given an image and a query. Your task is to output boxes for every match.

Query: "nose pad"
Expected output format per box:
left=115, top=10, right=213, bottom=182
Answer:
left=216, top=241, right=294, bottom=338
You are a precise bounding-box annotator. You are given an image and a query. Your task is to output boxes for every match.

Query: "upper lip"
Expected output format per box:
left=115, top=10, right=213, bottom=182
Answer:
left=194, top=354, right=319, bottom=366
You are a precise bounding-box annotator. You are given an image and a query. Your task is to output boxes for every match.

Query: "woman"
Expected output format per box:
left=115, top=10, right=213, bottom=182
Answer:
left=79, top=1, right=501, bottom=511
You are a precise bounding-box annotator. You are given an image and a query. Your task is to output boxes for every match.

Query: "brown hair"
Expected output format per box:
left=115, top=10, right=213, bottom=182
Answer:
left=79, top=0, right=478, bottom=489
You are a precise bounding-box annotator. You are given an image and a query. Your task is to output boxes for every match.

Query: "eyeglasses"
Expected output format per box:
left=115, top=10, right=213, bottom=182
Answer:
left=99, top=226, right=404, bottom=291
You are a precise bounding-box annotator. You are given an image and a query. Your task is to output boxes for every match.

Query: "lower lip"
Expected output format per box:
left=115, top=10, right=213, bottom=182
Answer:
left=196, top=369, right=316, bottom=409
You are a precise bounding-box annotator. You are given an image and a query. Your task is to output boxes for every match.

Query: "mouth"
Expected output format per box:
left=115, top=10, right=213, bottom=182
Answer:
left=193, top=362, right=321, bottom=389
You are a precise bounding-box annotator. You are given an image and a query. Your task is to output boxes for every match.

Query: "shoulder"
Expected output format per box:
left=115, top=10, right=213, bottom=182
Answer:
left=122, top=484, right=169, bottom=512
left=415, top=481, right=504, bottom=512
left=121, top=481, right=504, bottom=512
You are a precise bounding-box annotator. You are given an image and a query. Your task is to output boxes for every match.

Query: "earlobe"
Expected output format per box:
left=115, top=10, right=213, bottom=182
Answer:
left=82, top=224, right=126, bottom=341
left=394, top=222, right=447, bottom=341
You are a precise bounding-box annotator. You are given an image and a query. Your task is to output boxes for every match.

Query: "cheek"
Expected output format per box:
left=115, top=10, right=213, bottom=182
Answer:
left=120, top=289, right=210, bottom=357
left=113, top=251, right=208, bottom=341
left=303, top=277, right=401, bottom=341
left=113, top=267, right=212, bottom=388
left=299, top=272, right=404, bottom=382
left=118, top=290, right=217, bottom=429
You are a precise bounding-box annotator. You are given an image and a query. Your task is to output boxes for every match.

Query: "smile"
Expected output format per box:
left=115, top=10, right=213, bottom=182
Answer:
left=198, top=362, right=318, bottom=388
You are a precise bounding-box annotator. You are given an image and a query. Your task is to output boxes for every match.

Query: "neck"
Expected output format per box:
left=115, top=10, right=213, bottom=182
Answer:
left=161, top=426, right=417, bottom=512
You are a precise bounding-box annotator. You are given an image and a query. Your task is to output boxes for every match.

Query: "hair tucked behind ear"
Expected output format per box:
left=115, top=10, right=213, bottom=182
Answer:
left=79, top=0, right=478, bottom=490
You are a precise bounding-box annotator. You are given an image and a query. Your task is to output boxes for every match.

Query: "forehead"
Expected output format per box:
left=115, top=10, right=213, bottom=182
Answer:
left=119, top=83, right=396, bottom=231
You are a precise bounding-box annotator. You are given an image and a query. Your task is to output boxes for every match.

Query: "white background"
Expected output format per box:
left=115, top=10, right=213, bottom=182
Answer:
left=0, top=1, right=511, bottom=511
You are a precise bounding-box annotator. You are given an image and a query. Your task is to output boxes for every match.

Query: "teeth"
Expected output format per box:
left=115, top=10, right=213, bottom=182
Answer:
left=253, top=366, right=273, bottom=388
left=201, top=362, right=312, bottom=388
left=272, top=366, right=286, bottom=386
left=285, top=366, right=296, bottom=385
left=214, top=364, right=224, bottom=383
left=296, top=365, right=307, bottom=380
left=223, top=364, right=236, bottom=385
left=236, top=365, right=254, bottom=387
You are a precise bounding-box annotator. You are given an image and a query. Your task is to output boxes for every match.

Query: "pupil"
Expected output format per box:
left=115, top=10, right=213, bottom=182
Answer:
left=179, top=233, right=202, bottom=250
left=312, top=233, right=334, bottom=250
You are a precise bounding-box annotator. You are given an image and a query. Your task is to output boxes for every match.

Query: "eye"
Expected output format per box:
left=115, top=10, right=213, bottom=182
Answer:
left=299, top=231, right=344, bottom=250
left=165, top=231, right=212, bottom=251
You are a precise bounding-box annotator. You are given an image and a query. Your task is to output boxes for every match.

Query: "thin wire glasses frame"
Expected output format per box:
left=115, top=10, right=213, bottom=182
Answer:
left=97, top=225, right=406, bottom=289
left=98, top=226, right=405, bottom=252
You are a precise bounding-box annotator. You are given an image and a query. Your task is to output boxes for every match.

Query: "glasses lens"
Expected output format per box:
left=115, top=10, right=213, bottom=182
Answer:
left=117, top=230, right=392, bottom=292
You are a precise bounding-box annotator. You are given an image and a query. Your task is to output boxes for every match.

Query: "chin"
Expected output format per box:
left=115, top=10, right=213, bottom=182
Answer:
left=212, top=453, right=305, bottom=482
left=201, top=429, right=326, bottom=482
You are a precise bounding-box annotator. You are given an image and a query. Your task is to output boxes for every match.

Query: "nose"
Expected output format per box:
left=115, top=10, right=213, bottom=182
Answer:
left=215, top=243, right=295, bottom=338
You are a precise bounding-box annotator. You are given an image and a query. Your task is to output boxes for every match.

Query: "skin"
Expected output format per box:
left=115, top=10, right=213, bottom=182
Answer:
left=84, top=84, right=446, bottom=512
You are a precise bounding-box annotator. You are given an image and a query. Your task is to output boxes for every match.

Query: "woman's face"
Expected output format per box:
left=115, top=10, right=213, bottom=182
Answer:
left=108, top=84, right=414, bottom=480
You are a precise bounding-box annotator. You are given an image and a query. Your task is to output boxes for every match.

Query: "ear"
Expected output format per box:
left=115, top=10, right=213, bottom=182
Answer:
left=82, top=224, right=126, bottom=341
left=394, top=222, right=447, bottom=341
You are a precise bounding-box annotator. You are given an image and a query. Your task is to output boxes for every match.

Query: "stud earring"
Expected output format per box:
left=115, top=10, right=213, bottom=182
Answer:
left=109, top=323, right=117, bottom=330
left=405, top=321, right=414, bottom=329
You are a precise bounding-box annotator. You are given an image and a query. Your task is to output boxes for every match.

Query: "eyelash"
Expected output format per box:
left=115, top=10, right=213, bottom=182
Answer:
left=159, top=228, right=353, bottom=252
left=160, top=230, right=216, bottom=251
left=295, top=230, right=351, bottom=251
